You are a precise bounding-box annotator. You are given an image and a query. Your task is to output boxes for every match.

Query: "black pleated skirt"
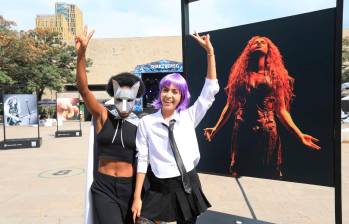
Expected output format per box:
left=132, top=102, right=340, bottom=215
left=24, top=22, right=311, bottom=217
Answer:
left=140, top=169, right=211, bottom=222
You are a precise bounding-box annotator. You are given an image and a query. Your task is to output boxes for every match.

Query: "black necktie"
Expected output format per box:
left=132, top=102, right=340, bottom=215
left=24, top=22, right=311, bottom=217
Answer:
left=163, top=119, right=192, bottom=194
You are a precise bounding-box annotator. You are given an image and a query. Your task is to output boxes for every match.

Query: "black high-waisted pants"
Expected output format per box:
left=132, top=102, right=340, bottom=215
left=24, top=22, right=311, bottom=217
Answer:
left=91, top=171, right=134, bottom=224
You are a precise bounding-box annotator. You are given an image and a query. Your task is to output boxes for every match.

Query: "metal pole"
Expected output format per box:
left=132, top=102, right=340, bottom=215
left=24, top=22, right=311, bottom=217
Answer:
left=2, top=90, right=6, bottom=141
left=56, top=92, right=59, bottom=134
left=334, top=0, right=343, bottom=223
left=79, top=94, right=82, bottom=133
left=36, top=95, right=40, bottom=139
left=181, top=0, right=190, bottom=76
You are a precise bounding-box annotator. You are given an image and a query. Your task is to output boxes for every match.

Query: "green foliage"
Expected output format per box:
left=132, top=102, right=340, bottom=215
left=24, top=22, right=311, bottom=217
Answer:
left=0, top=16, right=17, bottom=87
left=0, top=16, right=92, bottom=100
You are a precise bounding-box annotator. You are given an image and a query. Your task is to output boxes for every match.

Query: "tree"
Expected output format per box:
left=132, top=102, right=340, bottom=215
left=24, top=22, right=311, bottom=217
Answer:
left=0, top=16, right=92, bottom=100
left=0, top=16, right=17, bottom=87
left=24, top=29, right=80, bottom=100
left=343, top=37, right=349, bottom=83
left=0, top=15, right=16, bottom=30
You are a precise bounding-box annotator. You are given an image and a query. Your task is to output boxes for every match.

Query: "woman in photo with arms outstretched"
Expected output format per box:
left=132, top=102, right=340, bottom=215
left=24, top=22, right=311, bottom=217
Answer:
left=203, top=36, right=320, bottom=179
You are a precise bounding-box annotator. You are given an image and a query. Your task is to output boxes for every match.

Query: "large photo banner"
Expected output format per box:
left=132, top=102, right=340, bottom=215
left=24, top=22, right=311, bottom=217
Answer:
left=186, top=9, right=336, bottom=186
left=3, top=94, right=38, bottom=126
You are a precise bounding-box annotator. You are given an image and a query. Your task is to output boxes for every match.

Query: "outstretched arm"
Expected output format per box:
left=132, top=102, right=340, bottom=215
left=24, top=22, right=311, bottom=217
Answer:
left=75, top=26, right=106, bottom=129
left=277, top=93, right=320, bottom=150
left=204, top=100, right=233, bottom=142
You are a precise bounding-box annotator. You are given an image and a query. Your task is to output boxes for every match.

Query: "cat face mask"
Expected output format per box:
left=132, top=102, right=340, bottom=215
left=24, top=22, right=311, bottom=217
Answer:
left=112, top=80, right=140, bottom=115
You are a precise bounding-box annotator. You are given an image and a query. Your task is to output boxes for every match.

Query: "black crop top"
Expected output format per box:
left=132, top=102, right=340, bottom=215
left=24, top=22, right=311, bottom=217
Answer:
left=96, top=111, right=138, bottom=163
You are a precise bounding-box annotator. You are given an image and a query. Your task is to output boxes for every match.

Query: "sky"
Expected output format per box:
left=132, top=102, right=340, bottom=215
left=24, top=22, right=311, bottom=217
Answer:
left=0, top=0, right=347, bottom=38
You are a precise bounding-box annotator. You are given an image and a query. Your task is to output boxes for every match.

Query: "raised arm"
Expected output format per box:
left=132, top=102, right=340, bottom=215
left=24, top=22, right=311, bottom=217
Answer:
left=75, top=26, right=106, bottom=128
left=185, top=32, right=220, bottom=128
left=190, top=33, right=233, bottom=141
left=190, top=32, right=216, bottom=80
left=277, top=92, right=320, bottom=150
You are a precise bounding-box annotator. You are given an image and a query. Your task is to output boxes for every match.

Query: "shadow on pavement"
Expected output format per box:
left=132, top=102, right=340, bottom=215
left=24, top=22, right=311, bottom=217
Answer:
left=197, top=210, right=274, bottom=224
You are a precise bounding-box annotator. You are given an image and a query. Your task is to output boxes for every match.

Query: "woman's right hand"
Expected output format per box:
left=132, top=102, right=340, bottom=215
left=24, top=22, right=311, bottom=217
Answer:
left=75, top=25, right=95, bottom=55
left=300, top=134, right=321, bottom=150
left=190, top=32, right=214, bottom=55
left=204, top=127, right=216, bottom=142
left=131, top=197, right=142, bottom=223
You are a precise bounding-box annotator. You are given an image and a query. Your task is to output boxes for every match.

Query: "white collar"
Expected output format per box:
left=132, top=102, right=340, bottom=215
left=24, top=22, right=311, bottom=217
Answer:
left=153, top=109, right=181, bottom=125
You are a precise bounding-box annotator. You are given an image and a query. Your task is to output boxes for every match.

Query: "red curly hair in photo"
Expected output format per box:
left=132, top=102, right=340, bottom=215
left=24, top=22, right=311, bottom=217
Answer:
left=225, top=36, right=294, bottom=112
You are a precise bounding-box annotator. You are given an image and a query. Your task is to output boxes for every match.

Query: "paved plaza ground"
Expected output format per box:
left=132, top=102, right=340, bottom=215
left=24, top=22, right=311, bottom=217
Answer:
left=0, top=122, right=348, bottom=224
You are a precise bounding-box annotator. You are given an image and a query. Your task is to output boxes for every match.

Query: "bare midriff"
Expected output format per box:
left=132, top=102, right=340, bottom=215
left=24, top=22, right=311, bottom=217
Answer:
left=98, top=158, right=134, bottom=177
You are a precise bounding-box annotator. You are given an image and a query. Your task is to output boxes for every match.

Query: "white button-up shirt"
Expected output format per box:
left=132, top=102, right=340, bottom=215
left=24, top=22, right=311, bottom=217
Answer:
left=136, top=78, right=220, bottom=178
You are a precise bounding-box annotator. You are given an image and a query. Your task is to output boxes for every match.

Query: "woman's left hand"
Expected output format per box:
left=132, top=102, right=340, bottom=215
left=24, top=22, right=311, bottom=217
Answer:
left=190, top=32, right=214, bottom=55
left=75, top=25, right=95, bottom=55
left=131, top=197, right=142, bottom=223
left=301, top=134, right=321, bottom=150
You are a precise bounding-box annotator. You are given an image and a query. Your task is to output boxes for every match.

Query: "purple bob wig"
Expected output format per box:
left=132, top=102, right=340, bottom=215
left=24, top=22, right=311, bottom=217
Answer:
left=152, top=73, right=191, bottom=111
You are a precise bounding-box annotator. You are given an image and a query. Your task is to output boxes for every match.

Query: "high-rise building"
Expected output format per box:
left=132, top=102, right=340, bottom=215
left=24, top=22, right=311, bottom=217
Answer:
left=35, top=14, right=73, bottom=41
left=35, top=2, right=83, bottom=41
left=55, top=2, right=83, bottom=36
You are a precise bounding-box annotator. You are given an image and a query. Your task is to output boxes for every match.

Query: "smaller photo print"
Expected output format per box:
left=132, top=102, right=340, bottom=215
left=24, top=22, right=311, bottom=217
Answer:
left=4, top=94, right=38, bottom=126
left=57, top=97, right=80, bottom=121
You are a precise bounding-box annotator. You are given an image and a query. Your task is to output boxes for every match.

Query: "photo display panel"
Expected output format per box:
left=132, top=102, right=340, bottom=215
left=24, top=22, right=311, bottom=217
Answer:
left=4, top=94, right=38, bottom=127
left=57, top=97, right=80, bottom=121
left=185, top=9, right=336, bottom=186
left=56, top=92, right=81, bottom=132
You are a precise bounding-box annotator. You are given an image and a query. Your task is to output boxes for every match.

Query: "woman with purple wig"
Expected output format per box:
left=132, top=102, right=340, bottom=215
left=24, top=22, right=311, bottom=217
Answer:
left=131, top=32, right=219, bottom=224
